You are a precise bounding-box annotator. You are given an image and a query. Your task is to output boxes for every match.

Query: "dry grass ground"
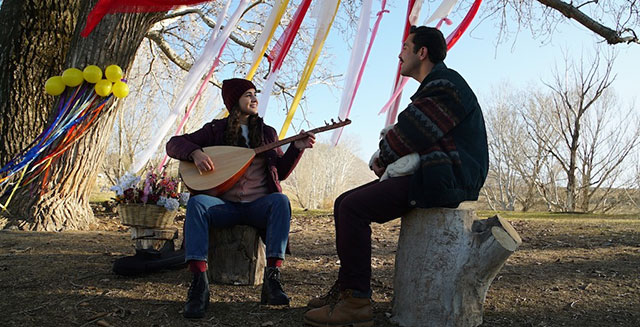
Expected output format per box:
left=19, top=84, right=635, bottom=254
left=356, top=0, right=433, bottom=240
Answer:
left=0, top=207, right=639, bottom=326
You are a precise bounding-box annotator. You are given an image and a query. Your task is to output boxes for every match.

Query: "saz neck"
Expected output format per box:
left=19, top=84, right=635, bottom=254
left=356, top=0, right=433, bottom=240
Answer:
left=253, top=119, right=351, bottom=155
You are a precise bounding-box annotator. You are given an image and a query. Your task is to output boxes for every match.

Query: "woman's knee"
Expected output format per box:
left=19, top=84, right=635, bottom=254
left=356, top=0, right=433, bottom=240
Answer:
left=187, top=194, right=222, bottom=209
left=269, top=193, right=291, bottom=209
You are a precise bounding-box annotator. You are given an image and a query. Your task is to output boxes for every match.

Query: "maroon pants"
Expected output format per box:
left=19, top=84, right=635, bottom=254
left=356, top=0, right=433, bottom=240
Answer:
left=334, top=176, right=412, bottom=293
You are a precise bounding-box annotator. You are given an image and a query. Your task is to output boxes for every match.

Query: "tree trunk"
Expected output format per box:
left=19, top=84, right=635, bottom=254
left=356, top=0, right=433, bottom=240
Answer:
left=3, top=0, right=165, bottom=230
left=208, top=225, right=266, bottom=286
left=391, top=208, right=521, bottom=327
left=0, top=0, right=79, bottom=166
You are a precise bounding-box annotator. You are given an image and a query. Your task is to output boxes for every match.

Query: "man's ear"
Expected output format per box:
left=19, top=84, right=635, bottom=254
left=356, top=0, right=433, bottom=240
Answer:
left=419, top=46, right=428, bottom=60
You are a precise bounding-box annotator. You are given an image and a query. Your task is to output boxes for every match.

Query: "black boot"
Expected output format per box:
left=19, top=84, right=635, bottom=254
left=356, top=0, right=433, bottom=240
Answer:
left=183, top=271, right=210, bottom=318
left=260, top=267, right=290, bottom=305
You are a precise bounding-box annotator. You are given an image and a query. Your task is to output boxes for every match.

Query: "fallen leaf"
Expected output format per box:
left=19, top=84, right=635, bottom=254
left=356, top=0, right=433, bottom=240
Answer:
left=96, top=319, right=113, bottom=327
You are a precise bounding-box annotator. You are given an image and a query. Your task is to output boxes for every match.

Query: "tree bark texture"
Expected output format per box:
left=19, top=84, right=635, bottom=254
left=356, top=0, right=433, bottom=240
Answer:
left=0, top=0, right=79, bottom=166
left=391, top=209, right=521, bottom=327
left=208, top=225, right=266, bottom=286
left=3, top=0, right=165, bottom=230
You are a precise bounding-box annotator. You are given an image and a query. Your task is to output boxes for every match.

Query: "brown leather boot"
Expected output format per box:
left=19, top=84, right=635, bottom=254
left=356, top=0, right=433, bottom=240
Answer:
left=303, top=289, right=373, bottom=327
left=307, top=281, right=340, bottom=308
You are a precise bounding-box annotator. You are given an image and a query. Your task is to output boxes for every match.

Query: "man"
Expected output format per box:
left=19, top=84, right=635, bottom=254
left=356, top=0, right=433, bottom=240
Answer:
left=166, top=78, right=315, bottom=319
left=303, top=26, right=489, bottom=327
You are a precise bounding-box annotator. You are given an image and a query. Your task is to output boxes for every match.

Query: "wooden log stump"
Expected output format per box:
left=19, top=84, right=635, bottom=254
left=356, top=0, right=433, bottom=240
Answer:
left=391, top=208, right=522, bottom=327
left=207, top=225, right=265, bottom=286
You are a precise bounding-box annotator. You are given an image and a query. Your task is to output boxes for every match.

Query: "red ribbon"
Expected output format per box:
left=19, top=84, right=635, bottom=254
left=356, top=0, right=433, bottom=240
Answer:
left=445, top=0, right=482, bottom=50
left=81, top=0, right=214, bottom=37
left=266, top=0, right=313, bottom=72
left=385, top=0, right=417, bottom=126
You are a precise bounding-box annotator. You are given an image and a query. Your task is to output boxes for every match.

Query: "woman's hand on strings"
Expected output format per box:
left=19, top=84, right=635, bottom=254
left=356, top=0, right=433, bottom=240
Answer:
left=294, top=130, right=316, bottom=150
left=190, top=149, right=215, bottom=174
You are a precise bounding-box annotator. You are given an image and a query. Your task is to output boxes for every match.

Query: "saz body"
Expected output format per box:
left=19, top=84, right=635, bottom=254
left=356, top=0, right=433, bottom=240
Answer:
left=179, top=119, right=351, bottom=195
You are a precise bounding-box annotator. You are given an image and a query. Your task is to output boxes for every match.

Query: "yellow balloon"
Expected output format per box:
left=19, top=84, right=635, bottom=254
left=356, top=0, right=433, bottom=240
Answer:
left=94, top=79, right=113, bottom=97
left=61, top=68, right=84, bottom=87
left=83, top=65, right=103, bottom=84
left=112, top=81, right=130, bottom=98
left=45, top=76, right=65, bottom=95
left=105, top=65, right=123, bottom=83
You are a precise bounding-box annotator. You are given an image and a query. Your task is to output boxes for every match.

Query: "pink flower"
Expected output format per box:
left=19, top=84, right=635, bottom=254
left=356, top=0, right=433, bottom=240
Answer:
left=111, top=169, right=182, bottom=209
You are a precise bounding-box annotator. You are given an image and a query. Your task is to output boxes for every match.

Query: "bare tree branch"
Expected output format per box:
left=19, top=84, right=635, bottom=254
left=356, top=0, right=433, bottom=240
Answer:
left=146, top=30, right=192, bottom=71
left=536, top=0, right=640, bottom=44
left=160, top=7, right=256, bottom=50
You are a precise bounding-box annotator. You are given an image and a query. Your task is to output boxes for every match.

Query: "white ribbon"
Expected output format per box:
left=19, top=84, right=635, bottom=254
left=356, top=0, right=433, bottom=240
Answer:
left=330, top=0, right=373, bottom=145
left=424, top=0, right=458, bottom=25
left=258, top=67, right=279, bottom=118
left=130, top=0, right=249, bottom=174
left=409, top=0, right=424, bottom=25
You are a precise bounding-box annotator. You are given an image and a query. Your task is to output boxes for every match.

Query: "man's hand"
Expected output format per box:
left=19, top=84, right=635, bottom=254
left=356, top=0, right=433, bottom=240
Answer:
left=293, top=130, right=316, bottom=150
left=190, top=149, right=215, bottom=174
left=372, top=157, right=385, bottom=178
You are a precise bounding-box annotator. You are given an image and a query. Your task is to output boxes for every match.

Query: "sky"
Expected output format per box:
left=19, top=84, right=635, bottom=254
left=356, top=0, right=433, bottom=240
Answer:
left=257, top=0, right=640, bottom=162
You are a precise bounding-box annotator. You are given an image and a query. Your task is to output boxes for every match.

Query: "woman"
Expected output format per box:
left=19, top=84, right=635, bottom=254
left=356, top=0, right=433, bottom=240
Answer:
left=166, top=78, right=315, bottom=318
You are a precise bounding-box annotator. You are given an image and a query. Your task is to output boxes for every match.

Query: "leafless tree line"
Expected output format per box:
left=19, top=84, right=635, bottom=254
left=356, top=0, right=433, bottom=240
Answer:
left=482, top=48, right=640, bottom=213
left=480, top=0, right=640, bottom=45
left=282, top=140, right=375, bottom=210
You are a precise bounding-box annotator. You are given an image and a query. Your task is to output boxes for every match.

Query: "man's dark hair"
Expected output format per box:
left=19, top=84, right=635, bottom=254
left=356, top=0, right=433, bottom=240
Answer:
left=409, top=25, right=447, bottom=63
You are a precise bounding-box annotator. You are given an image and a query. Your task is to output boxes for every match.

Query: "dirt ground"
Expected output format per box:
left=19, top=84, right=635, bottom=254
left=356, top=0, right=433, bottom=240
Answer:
left=1, top=206, right=639, bottom=327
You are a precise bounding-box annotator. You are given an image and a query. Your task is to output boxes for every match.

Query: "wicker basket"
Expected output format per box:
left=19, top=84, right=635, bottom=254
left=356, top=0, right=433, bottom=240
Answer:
left=117, top=203, right=177, bottom=228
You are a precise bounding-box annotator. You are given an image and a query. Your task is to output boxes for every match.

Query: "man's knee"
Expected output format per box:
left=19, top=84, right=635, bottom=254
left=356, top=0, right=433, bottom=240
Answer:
left=336, top=194, right=366, bottom=225
left=334, top=189, right=352, bottom=216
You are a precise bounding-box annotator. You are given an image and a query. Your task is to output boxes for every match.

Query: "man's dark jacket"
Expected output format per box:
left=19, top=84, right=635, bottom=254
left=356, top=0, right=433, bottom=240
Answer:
left=379, top=62, right=489, bottom=208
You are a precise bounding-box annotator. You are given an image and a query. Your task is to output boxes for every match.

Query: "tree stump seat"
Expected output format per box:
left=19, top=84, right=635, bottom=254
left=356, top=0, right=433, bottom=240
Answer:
left=207, top=225, right=266, bottom=286
left=391, top=207, right=522, bottom=327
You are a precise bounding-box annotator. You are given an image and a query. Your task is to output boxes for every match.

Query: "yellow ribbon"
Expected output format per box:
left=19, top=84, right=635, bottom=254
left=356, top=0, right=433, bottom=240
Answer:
left=279, top=1, right=341, bottom=139
left=246, top=0, right=290, bottom=80
left=216, top=0, right=290, bottom=120
left=0, top=164, right=28, bottom=212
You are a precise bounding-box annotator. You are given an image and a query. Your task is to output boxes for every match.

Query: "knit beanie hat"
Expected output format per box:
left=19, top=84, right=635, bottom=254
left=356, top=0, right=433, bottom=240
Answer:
left=221, top=78, right=257, bottom=111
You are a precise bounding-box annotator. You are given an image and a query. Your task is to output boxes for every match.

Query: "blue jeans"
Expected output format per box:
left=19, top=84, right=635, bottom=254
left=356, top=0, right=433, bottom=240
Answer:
left=184, top=193, right=291, bottom=262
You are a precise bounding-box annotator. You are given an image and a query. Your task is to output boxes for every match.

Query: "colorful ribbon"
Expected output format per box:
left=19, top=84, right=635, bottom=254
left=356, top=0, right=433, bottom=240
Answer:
left=424, top=0, right=458, bottom=25
left=130, top=0, right=248, bottom=174
left=245, top=0, right=290, bottom=81
left=155, top=39, right=228, bottom=172
left=81, top=0, right=214, bottom=37
left=383, top=0, right=419, bottom=127
left=279, top=0, right=341, bottom=139
left=0, top=83, right=112, bottom=208
left=258, top=0, right=313, bottom=118
left=445, top=0, right=482, bottom=50
left=331, top=0, right=390, bottom=145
